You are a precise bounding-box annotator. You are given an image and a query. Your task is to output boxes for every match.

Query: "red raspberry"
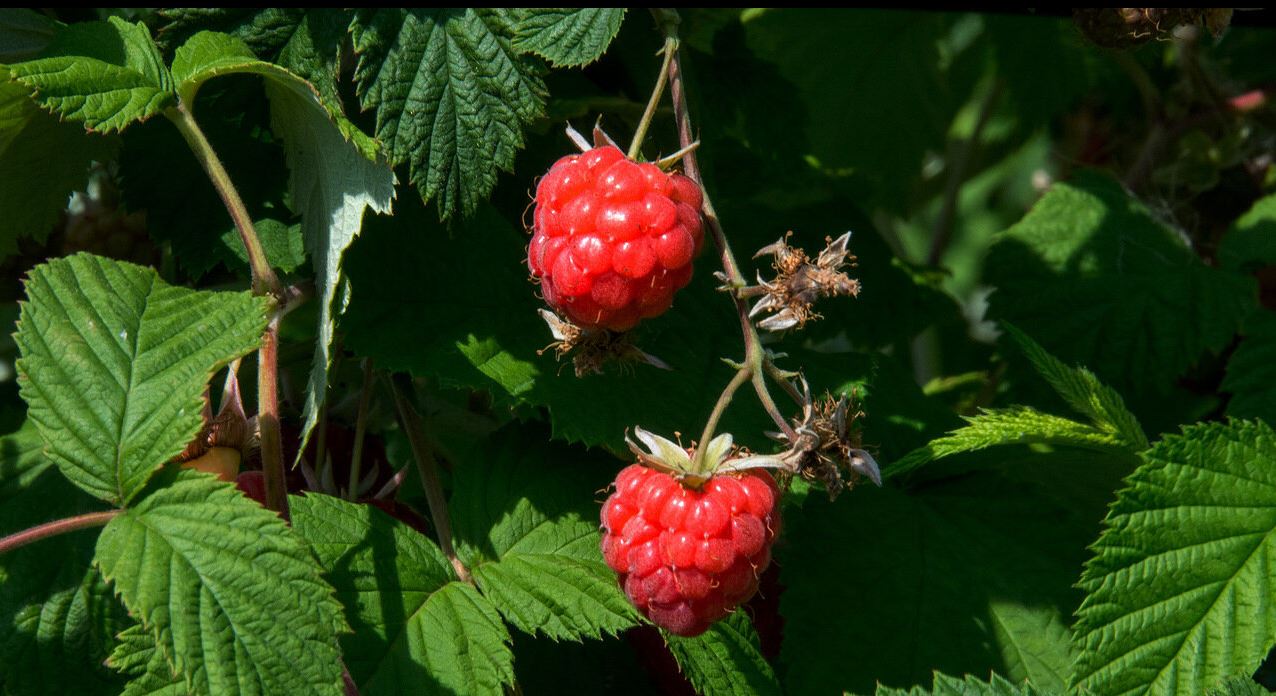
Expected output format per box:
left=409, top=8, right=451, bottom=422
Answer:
left=528, top=146, right=705, bottom=331
left=600, top=463, right=781, bottom=637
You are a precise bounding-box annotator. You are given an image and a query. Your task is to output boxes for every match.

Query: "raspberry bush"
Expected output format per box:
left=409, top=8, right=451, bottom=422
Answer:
left=3, top=7, right=1276, bottom=696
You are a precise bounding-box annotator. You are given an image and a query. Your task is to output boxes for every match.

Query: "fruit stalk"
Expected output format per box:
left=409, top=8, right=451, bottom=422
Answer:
left=627, top=35, right=678, bottom=160
left=389, top=377, right=471, bottom=583
left=0, top=510, right=119, bottom=555
left=661, top=16, right=800, bottom=444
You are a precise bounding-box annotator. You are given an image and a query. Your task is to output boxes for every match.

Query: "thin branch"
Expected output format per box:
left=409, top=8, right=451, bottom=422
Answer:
left=928, top=80, right=1003, bottom=266
left=166, top=104, right=282, bottom=299
left=346, top=358, right=375, bottom=501
left=0, top=511, right=119, bottom=555
left=257, top=315, right=290, bottom=519
left=388, top=376, right=471, bottom=584
left=663, top=18, right=798, bottom=445
left=627, top=35, right=678, bottom=160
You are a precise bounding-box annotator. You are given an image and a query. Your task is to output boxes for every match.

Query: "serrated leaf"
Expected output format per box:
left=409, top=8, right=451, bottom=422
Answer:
left=449, top=430, right=641, bottom=641
left=6, top=16, right=174, bottom=132
left=14, top=254, right=269, bottom=505
left=1219, top=192, right=1276, bottom=272
left=341, top=199, right=771, bottom=454
left=513, top=8, right=626, bottom=67
left=665, top=612, right=780, bottom=696
left=874, top=671, right=1059, bottom=696
left=0, top=423, right=129, bottom=696
left=1222, top=310, right=1276, bottom=426
left=890, top=407, right=1132, bottom=479
left=986, top=171, right=1257, bottom=399
left=156, top=30, right=396, bottom=466
left=94, top=469, right=347, bottom=696
left=351, top=8, right=545, bottom=218
left=219, top=218, right=306, bottom=274
left=0, top=66, right=120, bottom=257
left=158, top=9, right=349, bottom=110
left=781, top=470, right=1100, bottom=694
left=1001, top=323, right=1148, bottom=450
left=109, top=625, right=189, bottom=696
left=1073, top=420, right=1276, bottom=696
left=290, top=493, right=515, bottom=696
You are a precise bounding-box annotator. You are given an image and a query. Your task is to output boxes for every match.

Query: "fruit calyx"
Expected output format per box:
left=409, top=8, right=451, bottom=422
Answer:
left=626, top=426, right=786, bottom=489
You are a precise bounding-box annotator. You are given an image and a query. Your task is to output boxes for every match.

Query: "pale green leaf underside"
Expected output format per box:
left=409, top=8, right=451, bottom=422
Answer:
left=351, top=8, right=545, bottom=218
left=14, top=254, right=268, bottom=505
left=890, top=407, right=1130, bottom=479
left=290, top=494, right=515, bottom=696
left=513, top=8, right=626, bottom=67
left=95, top=471, right=347, bottom=696
left=874, top=672, right=1058, bottom=695
left=6, top=16, right=174, bottom=132
left=167, top=31, right=395, bottom=464
left=666, top=612, right=781, bottom=696
left=1073, top=420, right=1276, bottom=696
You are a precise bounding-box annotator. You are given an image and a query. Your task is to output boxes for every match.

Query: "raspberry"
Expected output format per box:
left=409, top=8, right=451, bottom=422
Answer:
left=529, top=146, right=705, bottom=331
left=600, top=462, right=780, bottom=637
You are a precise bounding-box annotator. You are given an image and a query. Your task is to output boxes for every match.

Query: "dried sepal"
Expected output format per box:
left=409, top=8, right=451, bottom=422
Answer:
left=537, top=309, right=670, bottom=377
left=174, top=359, right=251, bottom=462
left=748, top=231, right=860, bottom=332
left=781, top=377, right=879, bottom=499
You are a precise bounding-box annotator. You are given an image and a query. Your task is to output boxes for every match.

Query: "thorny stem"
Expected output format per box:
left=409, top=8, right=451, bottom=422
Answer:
left=0, top=511, right=119, bottom=555
left=258, top=315, right=290, bottom=519
left=346, top=358, right=375, bottom=501
left=389, top=377, right=471, bottom=584
left=661, top=11, right=799, bottom=446
left=627, top=35, right=678, bottom=160
left=168, top=102, right=293, bottom=519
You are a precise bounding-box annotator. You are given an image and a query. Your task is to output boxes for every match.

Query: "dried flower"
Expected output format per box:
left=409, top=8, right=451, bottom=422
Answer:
left=748, top=232, right=860, bottom=332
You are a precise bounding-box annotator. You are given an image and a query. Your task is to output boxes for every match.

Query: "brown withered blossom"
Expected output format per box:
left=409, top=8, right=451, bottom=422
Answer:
left=747, top=232, right=860, bottom=332
left=776, top=380, right=880, bottom=500
left=537, top=309, right=671, bottom=377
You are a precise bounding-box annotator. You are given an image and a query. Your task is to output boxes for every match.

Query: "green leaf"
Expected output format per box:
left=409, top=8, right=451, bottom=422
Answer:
left=6, top=16, right=174, bottom=132
left=890, top=407, right=1133, bottom=478
left=874, top=671, right=1059, bottom=696
left=780, top=469, right=1101, bottom=694
left=0, top=9, right=57, bottom=62
left=0, top=423, right=129, bottom=696
left=1001, top=323, right=1148, bottom=450
left=290, top=493, right=515, bottom=696
left=14, top=254, right=269, bottom=505
left=1073, top=420, right=1276, bottom=696
left=341, top=199, right=771, bottom=454
left=665, top=612, right=781, bottom=696
left=0, top=66, right=120, bottom=257
left=109, top=625, right=188, bottom=696
left=986, top=171, right=1257, bottom=398
left=94, top=469, right=347, bottom=696
left=156, top=30, right=397, bottom=465
left=1222, top=310, right=1276, bottom=426
left=158, top=9, right=350, bottom=110
left=219, top=218, right=306, bottom=274
left=449, top=430, right=641, bottom=641
left=1219, top=192, right=1276, bottom=272
left=742, top=10, right=953, bottom=210
left=351, top=8, right=546, bottom=218
left=1207, top=677, right=1271, bottom=696
left=513, top=8, right=626, bottom=67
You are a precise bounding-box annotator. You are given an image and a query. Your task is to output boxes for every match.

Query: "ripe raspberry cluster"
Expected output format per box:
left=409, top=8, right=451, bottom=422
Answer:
left=600, top=463, right=780, bottom=636
left=528, top=145, right=705, bottom=331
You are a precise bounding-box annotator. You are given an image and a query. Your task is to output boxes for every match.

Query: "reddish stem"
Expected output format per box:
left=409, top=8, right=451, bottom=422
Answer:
left=0, top=510, right=119, bottom=555
left=258, top=315, right=290, bottom=519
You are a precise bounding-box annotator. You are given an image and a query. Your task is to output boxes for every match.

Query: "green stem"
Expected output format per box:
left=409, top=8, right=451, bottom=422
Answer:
left=664, top=20, right=798, bottom=444
left=0, top=511, right=119, bottom=555
left=693, top=366, right=751, bottom=472
left=165, top=104, right=282, bottom=299
left=388, top=377, right=471, bottom=584
left=346, top=358, right=375, bottom=501
left=627, top=35, right=678, bottom=160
